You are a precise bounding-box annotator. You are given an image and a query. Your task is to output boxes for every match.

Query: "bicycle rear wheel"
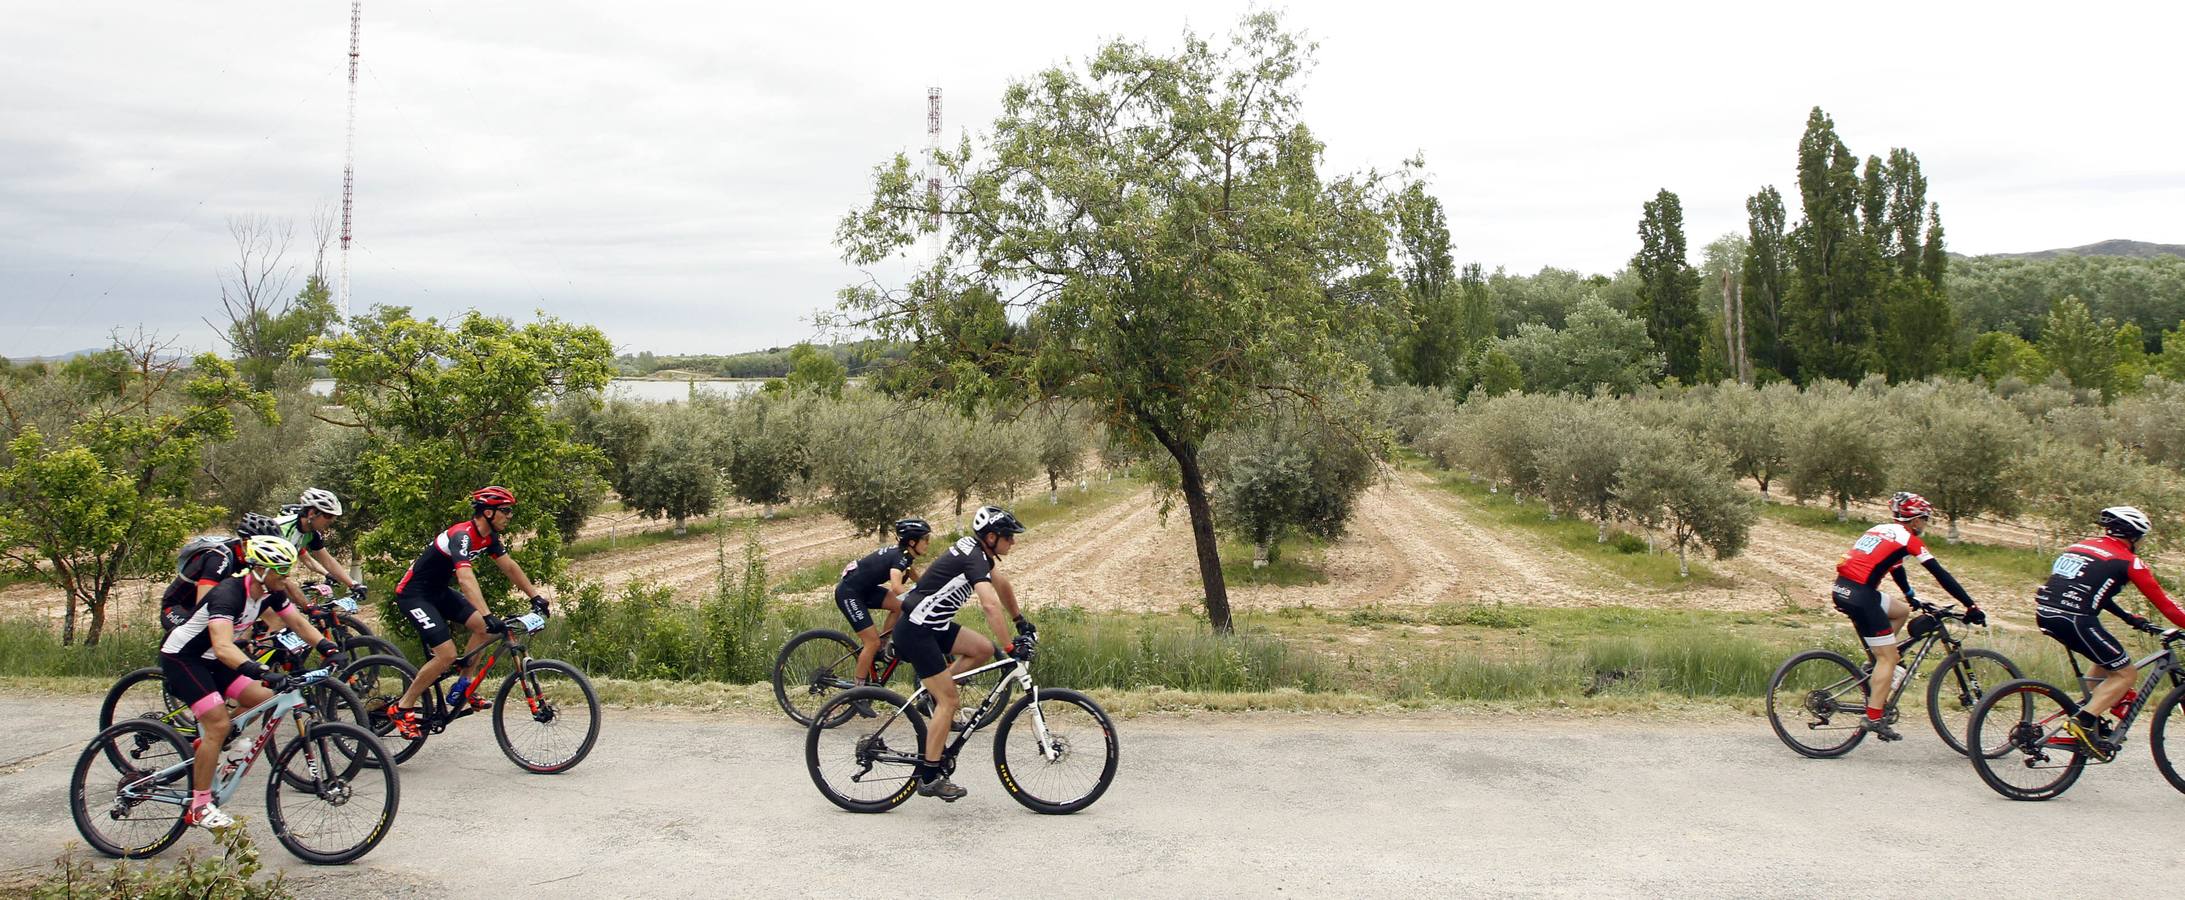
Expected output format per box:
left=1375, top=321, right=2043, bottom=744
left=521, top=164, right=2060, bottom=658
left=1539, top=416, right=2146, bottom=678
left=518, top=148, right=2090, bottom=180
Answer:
left=341, top=635, right=405, bottom=664
left=1967, top=679, right=2088, bottom=801
left=806, top=686, right=925, bottom=813
left=494, top=659, right=602, bottom=774
left=69, top=720, right=192, bottom=859
left=2149, top=682, right=2185, bottom=795
left=1765, top=650, right=1871, bottom=758
left=773, top=629, right=861, bottom=726
left=98, top=667, right=198, bottom=748
left=339, top=654, right=427, bottom=764
left=1926, top=648, right=2024, bottom=757
left=265, top=721, right=399, bottom=865
left=993, top=688, right=1119, bottom=814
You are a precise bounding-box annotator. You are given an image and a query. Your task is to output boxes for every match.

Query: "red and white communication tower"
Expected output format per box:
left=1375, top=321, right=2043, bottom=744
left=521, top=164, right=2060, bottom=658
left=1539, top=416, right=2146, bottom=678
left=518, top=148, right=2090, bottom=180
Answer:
left=925, top=87, right=942, bottom=231
left=338, top=0, right=361, bottom=323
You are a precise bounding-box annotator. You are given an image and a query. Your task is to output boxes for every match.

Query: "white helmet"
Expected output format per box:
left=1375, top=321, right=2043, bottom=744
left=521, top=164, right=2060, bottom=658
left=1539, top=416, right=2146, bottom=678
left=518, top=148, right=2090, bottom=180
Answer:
left=2099, top=506, right=2152, bottom=541
left=298, top=488, right=344, bottom=517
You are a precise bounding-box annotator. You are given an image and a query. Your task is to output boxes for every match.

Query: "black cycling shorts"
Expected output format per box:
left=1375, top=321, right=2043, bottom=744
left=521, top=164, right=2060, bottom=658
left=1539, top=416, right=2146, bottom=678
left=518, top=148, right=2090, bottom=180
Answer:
left=160, top=652, right=250, bottom=712
left=1831, top=577, right=1899, bottom=648
left=2038, top=611, right=2131, bottom=671
left=396, top=588, right=474, bottom=648
left=834, top=586, right=889, bottom=632
left=892, top=622, right=960, bottom=681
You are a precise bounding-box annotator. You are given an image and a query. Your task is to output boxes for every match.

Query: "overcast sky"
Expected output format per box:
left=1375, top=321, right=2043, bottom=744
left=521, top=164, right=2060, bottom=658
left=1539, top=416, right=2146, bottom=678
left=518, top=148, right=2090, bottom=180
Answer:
left=3, top=1, right=2179, bottom=358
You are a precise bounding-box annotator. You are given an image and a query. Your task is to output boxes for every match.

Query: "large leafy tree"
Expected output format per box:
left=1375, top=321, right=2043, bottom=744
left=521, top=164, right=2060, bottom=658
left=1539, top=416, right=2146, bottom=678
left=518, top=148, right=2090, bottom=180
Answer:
left=1742, top=186, right=1793, bottom=378
left=1633, top=189, right=1705, bottom=380
left=0, top=343, right=270, bottom=644
left=833, top=14, right=1397, bottom=631
left=312, top=309, right=612, bottom=609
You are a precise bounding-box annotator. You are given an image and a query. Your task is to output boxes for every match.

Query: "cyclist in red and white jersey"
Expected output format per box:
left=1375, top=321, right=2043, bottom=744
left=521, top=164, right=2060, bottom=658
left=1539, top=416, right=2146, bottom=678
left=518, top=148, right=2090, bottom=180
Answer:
left=385, top=486, right=550, bottom=737
left=1831, top=491, right=1986, bottom=741
left=2035, top=506, right=2185, bottom=755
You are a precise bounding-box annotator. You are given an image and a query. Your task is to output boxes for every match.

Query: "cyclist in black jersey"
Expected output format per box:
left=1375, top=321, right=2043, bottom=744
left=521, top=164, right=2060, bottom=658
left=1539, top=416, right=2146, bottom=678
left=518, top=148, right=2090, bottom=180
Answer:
left=155, top=514, right=283, bottom=630
left=835, top=518, right=932, bottom=683
left=275, top=487, right=367, bottom=602
left=893, top=505, right=1037, bottom=801
left=2035, top=506, right=2185, bottom=754
left=157, top=535, right=344, bottom=829
left=386, top=486, right=551, bottom=737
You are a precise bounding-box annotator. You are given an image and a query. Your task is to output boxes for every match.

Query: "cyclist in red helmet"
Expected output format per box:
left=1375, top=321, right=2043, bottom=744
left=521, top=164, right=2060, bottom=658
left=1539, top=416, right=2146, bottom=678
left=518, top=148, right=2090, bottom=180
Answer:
left=1831, top=490, right=1985, bottom=741
left=385, top=486, right=551, bottom=737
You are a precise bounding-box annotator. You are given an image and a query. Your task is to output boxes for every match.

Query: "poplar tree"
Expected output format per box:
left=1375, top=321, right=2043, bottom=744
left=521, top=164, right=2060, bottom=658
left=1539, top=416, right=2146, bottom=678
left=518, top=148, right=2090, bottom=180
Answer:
left=1742, top=186, right=1792, bottom=378
left=1633, top=189, right=1705, bottom=380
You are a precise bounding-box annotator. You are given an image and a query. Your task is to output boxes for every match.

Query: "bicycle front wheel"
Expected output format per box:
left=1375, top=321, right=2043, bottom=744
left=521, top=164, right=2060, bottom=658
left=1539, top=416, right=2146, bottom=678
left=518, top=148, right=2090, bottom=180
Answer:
left=806, top=686, right=925, bottom=813
left=993, top=688, right=1119, bottom=814
left=281, top=679, right=374, bottom=790
left=70, top=720, right=192, bottom=859
left=2149, top=681, right=2185, bottom=795
left=1967, top=679, right=2088, bottom=801
left=773, top=629, right=861, bottom=726
left=494, top=659, right=601, bottom=774
left=339, top=654, right=427, bottom=764
left=1926, top=648, right=2024, bottom=757
left=1765, top=650, right=1871, bottom=758
left=341, top=635, right=405, bottom=664
left=265, top=721, right=399, bottom=865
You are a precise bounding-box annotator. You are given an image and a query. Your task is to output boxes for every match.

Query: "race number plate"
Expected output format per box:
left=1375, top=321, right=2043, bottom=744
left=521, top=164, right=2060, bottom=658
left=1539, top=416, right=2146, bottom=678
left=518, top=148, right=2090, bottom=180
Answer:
left=276, top=631, right=310, bottom=654
left=334, top=597, right=359, bottom=613
left=515, top=612, right=548, bottom=634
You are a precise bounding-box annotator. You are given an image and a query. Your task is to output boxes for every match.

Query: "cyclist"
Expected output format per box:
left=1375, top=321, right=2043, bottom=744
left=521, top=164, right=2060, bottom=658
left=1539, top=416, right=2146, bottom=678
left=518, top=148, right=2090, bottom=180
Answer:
left=2035, top=506, right=2185, bottom=756
left=892, top=505, right=1036, bottom=802
left=1832, top=491, right=1986, bottom=741
left=157, top=535, right=344, bottom=829
left=385, top=486, right=550, bottom=738
left=834, top=517, right=932, bottom=683
left=275, top=488, right=368, bottom=603
left=155, top=514, right=281, bottom=631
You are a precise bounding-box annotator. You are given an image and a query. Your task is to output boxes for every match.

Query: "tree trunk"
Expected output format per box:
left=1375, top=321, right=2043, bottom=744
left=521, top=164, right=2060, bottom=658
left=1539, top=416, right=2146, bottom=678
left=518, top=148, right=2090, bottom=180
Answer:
left=761, top=503, right=775, bottom=520
left=85, top=582, right=111, bottom=646
left=61, top=591, right=79, bottom=647
left=1253, top=541, right=1269, bottom=569
left=1166, top=438, right=1233, bottom=634
left=1836, top=498, right=1849, bottom=522
left=674, top=516, right=688, bottom=536
left=1677, top=542, right=1690, bottom=578
left=1598, top=521, right=1609, bottom=543
left=1947, top=518, right=1961, bottom=543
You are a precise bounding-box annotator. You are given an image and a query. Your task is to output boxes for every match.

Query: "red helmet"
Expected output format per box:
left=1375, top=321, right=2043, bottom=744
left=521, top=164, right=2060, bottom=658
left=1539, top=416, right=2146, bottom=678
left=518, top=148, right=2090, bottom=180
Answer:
left=472, top=486, right=517, bottom=511
left=1888, top=491, right=1933, bottom=522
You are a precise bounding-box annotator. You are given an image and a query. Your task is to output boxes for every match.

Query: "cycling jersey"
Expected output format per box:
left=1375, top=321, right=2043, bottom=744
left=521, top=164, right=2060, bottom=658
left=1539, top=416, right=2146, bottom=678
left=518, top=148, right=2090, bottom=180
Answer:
left=275, top=513, right=328, bottom=554
left=902, top=536, right=994, bottom=631
left=160, top=573, right=292, bottom=661
left=2035, top=535, right=2185, bottom=625
left=396, top=520, right=506, bottom=596
left=1835, top=522, right=1974, bottom=606
left=837, top=545, right=915, bottom=605
left=178, top=538, right=246, bottom=586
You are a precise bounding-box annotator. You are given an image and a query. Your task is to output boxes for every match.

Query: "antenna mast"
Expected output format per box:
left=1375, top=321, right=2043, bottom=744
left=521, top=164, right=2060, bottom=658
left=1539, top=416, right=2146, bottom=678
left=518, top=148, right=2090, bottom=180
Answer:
left=339, top=0, right=361, bottom=324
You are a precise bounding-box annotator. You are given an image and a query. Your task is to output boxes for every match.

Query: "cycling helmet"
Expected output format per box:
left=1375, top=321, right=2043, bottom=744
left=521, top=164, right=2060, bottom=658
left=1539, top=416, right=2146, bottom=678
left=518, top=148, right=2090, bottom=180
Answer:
left=2099, top=506, right=2152, bottom=541
left=472, top=485, right=517, bottom=512
left=238, top=512, right=282, bottom=538
left=894, top=518, right=933, bottom=541
left=1888, top=492, right=1933, bottom=522
left=243, top=535, right=299, bottom=574
left=298, top=487, right=344, bottom=517
left=970, top=505, right=1026, bottom=537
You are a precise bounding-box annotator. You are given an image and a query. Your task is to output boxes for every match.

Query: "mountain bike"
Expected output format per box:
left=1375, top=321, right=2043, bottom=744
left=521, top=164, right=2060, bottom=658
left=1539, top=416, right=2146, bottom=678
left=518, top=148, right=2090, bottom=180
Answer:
left=1766, top=600, right=2021, bottom=758
left=69, top=667, right=400, bottom=865
left=97, top=634, right=367, bottom=744
left=1965, top=625, right=2185, bottom=800
left=805, top=639, right=1118, bottom=814
left=293, top=581, right=405, bottom=661
left=339, top=603, right=601, bottom=774
left=771, top=627, right=1006, bottom=730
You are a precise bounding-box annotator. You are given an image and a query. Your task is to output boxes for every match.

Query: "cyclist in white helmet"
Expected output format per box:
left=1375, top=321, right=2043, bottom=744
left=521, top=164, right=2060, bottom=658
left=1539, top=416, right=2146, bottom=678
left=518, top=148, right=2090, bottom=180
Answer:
left=891, top=505, right=1036, bottom=802
left=275, top=488, right=367, bottom=602
left=2035, top=505, right=2185, bottom=757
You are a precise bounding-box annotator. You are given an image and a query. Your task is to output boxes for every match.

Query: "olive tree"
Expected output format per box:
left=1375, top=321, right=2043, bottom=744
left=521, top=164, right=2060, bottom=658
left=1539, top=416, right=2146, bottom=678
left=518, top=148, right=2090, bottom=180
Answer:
left=2015, top=439, right=2180, bottom=552
left=805, top=395, right=937, bottom=536
left=1031, top=405, right=1097, bottom=502
left=1700, top=381, right=1793, bottom=496
left=930, top=410, right=1039, bottom=521
left=1203, top=406, right=1381, bottom=566
left=1783, top=394, right=1891, bottom=520
left=724, top=393, right=808, bottom=518
left=1539, top=399, right=1634, bottom=540
left=1614, top=430, right=1755, bottom=577
left=832, top=14, right=1400, bottom=631
left=0, top=342, right=271, bottom=644
left=622, top=404, right=723, bottom=534
left=1898, top=384, right=2031, bottom=542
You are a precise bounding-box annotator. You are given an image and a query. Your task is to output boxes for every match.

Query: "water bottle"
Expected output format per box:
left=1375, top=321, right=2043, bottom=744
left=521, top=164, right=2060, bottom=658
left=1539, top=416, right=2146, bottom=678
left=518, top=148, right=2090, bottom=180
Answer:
left=1890, top=665, right=1908, bottom=692
left=2110, top=690, right=2140, bottom=719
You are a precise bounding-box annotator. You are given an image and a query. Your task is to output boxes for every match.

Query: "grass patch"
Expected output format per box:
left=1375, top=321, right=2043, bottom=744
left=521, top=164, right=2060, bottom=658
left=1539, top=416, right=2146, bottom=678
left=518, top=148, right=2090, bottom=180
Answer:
left=0, top=619, right=161, bottom=678
left=1219, top=537, right=1331, bottom=587
left=1416, top=466, right=1731, bottom=589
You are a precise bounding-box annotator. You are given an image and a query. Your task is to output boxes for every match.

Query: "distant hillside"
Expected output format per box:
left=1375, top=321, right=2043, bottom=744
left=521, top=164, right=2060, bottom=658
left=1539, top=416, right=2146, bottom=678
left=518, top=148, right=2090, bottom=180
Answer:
left=1968, top=239, right=2185, bottom=261
left=617, top=340, right=906, bottom=379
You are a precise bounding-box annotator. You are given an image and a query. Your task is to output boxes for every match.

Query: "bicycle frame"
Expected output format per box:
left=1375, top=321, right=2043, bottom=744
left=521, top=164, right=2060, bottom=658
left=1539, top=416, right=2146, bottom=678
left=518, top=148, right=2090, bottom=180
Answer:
left=2049, top=646, right=2183, bottom=748
left=112, top=671, right=334, bottom=811
left=850, top=654, right=1064, bottom=782
left=1871, top=616, right=1967, bottom=709
left=415, top=615, right=546, bottom=724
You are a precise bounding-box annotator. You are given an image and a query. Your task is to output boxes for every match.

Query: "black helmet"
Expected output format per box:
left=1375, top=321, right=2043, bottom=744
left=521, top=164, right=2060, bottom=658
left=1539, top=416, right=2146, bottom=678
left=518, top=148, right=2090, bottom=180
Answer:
left=238, top=512, right=281, bottom=539
left=894, top=518, right=933, bottom=541
left=970, top=505, right=1025, bottom=538
left=2099, top=506, right=2152, bottom=542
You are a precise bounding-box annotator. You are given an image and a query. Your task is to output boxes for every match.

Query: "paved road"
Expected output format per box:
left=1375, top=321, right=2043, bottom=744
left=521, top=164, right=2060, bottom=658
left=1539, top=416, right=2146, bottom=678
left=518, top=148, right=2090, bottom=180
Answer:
left=3, top=693, right=2179, bottom=898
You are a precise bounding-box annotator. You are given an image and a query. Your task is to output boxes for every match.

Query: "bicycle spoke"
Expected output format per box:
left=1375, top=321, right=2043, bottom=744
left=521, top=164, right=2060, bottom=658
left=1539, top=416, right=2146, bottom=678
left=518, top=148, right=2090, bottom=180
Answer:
left=1969, top=681, right=2088, bottom=800
left=70, top=721, right=192, bottom=859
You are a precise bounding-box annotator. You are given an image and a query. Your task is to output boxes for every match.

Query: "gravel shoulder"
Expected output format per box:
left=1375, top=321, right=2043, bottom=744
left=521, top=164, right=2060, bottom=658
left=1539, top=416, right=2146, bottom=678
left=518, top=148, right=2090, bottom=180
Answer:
left=4, top=693, right=2175, bottom=898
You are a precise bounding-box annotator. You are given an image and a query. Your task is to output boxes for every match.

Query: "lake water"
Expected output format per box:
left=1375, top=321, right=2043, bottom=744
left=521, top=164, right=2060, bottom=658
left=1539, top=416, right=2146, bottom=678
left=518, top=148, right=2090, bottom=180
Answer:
left=310, top=378, right=766, bottom=403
